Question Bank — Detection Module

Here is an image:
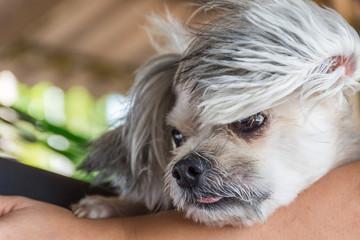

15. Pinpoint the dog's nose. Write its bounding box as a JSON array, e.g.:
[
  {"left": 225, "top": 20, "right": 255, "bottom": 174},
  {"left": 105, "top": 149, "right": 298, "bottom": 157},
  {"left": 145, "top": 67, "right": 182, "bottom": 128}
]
[{"left": 172, "top": 155, "right": 210, "bottom": 188}]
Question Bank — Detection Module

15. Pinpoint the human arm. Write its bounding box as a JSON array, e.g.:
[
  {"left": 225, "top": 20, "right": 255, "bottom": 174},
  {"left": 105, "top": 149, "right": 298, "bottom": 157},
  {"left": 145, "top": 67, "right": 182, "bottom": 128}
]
[{"left": 1, "top": 160, "right": 359, "bottom": 240}]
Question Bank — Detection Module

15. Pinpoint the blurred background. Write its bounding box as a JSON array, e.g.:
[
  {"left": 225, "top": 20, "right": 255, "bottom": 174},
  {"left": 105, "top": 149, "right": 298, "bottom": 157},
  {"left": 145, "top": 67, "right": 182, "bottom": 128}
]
[{"left": 0, "top": 0, "right": 359, "bottom": 181}]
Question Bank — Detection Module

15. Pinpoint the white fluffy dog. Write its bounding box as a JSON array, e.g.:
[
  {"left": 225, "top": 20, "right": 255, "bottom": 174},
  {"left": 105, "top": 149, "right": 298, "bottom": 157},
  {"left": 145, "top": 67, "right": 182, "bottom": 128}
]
[{"left": 73, "top": 0, "right": 360, "bottom": 226}]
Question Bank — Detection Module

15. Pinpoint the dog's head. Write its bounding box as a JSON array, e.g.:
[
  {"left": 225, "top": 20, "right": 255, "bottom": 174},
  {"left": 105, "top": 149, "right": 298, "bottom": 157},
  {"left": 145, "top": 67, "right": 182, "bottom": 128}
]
[
  {"left": 87, "top": 0, "right": 360, "bottom": 226},
  {"left": 163, "top": 0, "right": 360, "bottom": 226}
]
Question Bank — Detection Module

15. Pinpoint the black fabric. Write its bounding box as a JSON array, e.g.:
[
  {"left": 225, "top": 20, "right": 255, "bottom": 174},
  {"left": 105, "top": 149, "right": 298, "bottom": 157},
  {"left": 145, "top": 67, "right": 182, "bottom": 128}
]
[{"left": 0, "top": 157, "right": 115, "bottom": 208}]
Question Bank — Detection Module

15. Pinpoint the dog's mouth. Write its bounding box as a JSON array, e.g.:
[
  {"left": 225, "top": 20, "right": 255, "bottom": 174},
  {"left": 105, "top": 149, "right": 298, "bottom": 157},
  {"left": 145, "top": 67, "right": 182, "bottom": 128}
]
[
  {"left": 168, "top": 162, "right": 272, "bottom": 211},
  {"left": 196, "top": 196, "right": 223, "bottom": 203},
  {"left": 193, "top": 195, "right": 246, "bottom": 210},
  {"left": 194, "top": 195, "right": 229, "bottom": 209},
  {"left": 187, "top": 190, "right": 270, "bottom": 210}
]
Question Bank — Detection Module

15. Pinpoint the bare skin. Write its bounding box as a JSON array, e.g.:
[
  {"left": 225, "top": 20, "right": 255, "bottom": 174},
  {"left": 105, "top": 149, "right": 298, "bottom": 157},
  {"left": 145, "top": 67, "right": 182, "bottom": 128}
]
[{"left": 0, "top": 161, "right": 359, "bottom": 240}]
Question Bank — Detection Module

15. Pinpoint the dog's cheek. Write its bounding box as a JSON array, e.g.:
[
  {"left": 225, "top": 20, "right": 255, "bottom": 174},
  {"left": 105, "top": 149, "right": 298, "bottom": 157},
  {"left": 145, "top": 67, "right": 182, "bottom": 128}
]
[{"left": 253, "top": 103, "right": 339, "bottom": 208}]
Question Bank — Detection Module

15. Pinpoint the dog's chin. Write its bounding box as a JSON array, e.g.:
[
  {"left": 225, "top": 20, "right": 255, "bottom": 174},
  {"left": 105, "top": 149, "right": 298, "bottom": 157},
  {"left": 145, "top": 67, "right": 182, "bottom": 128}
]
[
  {"left": 178, "top": 197, "right": 268, "bottom": 227},
  {"left": 169, "top": 184, "right": 270, "bottom": 226}
]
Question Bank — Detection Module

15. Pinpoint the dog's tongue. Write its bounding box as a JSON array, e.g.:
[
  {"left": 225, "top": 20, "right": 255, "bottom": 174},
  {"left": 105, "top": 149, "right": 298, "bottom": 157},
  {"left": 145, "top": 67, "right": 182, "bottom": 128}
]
[{"left": 196, "top": 197, "right": 223, "bottom": 203}]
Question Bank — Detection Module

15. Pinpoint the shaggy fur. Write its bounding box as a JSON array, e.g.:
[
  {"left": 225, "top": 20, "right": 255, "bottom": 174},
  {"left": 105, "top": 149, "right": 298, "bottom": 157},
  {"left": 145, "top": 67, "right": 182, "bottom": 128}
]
[{"left": 72, "top": 0, "right": 360, "bottom": 226}]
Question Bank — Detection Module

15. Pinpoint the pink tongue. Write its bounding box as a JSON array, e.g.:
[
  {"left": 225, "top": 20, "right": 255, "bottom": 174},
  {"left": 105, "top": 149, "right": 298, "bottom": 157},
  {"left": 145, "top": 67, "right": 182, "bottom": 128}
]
[{"left": 196, "top": 197, "right": 223, "bottom": 203}]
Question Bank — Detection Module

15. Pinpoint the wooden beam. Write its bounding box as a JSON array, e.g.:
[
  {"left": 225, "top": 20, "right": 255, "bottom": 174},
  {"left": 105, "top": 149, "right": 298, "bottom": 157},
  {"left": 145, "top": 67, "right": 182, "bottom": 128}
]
[
  {"left": 0, "top": 0, "right": 63, "bottom": 48},
  {"left": 331, "top": 0, "right": 354, "bottom": 23}
]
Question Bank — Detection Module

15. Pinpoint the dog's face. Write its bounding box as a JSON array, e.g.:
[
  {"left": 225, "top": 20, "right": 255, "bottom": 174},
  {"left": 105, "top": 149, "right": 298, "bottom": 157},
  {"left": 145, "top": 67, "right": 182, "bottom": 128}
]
[
  {"left": 164, "top": 85, "right": 344, "bottom": 226},
  {"left": 83, "top": 0, "right": 360, "bottom": 228},
  {"left": 152, "top": 0, "right": 360, "bottom": 226}
]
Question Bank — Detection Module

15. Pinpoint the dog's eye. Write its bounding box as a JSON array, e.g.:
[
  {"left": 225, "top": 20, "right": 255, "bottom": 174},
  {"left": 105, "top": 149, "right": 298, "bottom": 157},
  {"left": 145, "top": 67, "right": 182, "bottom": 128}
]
[
  {"left": 231, "top": 113, "right": 266, "bottom": 133},
  {"left": 171, "top": 129, "right": 186, "bottom": 147}
]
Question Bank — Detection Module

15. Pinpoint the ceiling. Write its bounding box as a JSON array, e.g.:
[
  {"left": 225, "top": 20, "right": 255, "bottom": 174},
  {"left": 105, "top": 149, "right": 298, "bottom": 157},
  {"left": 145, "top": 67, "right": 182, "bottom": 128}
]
[
  {"left": 0, "top": 0, "right": 359, "bottom": 96},
  {"left": 0, "top": 0, "right": 199, "bottom": 95}
]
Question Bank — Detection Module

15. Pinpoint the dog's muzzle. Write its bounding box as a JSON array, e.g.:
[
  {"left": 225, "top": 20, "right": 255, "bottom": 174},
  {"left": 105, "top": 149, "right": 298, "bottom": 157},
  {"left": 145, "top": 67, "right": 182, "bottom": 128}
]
[
  {"left": 172, "top": 154, "right": 211, "bottom": 188},
  {"left": 170, "top": 153, "right": 271, "bottom": 208}
]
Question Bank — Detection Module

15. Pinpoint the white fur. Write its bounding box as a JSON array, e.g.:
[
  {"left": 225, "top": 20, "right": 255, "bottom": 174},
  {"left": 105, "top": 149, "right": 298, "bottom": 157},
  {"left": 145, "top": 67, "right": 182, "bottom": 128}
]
[{"left": 74, "top": 0, "right": 360, "bottom": 227}]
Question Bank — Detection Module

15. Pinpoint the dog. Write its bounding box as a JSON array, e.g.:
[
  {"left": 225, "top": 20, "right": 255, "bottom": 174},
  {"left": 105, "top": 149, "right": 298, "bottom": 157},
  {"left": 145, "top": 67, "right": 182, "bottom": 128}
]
[{"left": 72, "top": 0, "right": 360, "bottom": 227}]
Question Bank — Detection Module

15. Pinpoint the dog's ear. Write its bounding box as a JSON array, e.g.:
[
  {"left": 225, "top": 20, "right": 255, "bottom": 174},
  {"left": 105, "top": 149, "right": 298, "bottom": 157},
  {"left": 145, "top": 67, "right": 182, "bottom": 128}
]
[
  {"left": 326, "top": 55, "right": 360, "bottom": 98},
  {"left": 82, "top": 12, "right": 189, "bottom": 211},
  {"left": 302, "top": 54, "right": 360, "bottom": 104},
  {"left": 124, "top": 53, "right": 179, "bottom": 174},
  {"left": 82, "top": 53, "right": 180, "bottom": 211}
]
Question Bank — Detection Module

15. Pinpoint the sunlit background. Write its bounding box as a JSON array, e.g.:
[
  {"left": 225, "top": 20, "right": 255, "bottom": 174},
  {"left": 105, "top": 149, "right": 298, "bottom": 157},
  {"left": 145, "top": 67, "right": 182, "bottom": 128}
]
[
  {"left": 0, "top": 0, "right": 359, "bottom": 182},
  {"left": 0, "top": 70, "right": 128, "bottom": 181}
]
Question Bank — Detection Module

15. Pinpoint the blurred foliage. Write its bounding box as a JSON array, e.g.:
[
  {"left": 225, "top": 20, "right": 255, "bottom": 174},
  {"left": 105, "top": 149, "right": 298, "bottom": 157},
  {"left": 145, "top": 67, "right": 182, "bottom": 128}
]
[{"left": 0, "top": 71, "right": 127, "bottom": 182}]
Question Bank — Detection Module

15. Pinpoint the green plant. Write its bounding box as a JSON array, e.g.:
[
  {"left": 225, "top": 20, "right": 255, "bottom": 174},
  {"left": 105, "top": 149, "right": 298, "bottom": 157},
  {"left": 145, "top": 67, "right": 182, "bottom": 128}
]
[{"left": 0, "top": 71, "right": 127, "bottom": 182}]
